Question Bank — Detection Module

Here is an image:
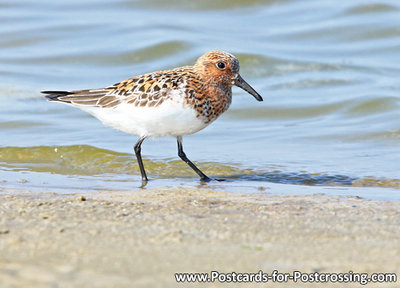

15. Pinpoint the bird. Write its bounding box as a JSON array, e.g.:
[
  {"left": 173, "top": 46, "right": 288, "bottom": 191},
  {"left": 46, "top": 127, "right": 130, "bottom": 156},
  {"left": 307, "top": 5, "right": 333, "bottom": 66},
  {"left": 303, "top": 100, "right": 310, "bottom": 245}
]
[{"left": 42, "top": 50, "right": 263, "bottom": 187}]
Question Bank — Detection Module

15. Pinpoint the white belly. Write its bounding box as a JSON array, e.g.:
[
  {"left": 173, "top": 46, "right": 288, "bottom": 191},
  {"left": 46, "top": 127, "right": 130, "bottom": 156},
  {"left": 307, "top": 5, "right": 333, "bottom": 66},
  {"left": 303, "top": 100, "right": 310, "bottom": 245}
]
[{"left": 82, "top": 100, "right": 208, "bottom": 138}]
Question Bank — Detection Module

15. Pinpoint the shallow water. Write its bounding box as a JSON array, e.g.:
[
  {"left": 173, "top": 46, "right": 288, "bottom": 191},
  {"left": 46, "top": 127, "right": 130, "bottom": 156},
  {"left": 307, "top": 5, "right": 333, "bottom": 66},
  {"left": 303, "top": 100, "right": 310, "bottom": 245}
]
[{"left": 0, "top": 0, "right": 399, "bottom": 200}]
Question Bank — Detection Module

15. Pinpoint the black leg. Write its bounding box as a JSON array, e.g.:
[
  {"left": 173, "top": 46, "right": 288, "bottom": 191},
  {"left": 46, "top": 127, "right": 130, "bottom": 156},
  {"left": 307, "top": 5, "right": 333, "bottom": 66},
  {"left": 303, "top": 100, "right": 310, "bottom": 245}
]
[
  {"left": 134, "top": 136, "right": 148, "bottom": 185},
  {"left": 177, "top": 136, "right": 210, "bottom": 182}
]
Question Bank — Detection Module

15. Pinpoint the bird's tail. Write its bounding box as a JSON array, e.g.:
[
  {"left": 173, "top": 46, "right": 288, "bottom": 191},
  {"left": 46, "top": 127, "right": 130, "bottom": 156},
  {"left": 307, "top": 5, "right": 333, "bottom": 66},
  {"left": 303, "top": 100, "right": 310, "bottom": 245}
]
[
  {"left": 41, "top": 90, "right": 74, "bottom": 103},
  {"left": 41, "top": 89, "right": 121, "bottom": 107}
]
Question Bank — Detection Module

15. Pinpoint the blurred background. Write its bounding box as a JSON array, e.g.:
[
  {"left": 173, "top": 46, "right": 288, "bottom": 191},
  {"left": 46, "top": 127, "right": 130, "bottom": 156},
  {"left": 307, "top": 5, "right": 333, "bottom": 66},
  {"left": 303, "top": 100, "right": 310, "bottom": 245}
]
[{"left": 0, "top": 0, "right": 399, "bottom": 197}]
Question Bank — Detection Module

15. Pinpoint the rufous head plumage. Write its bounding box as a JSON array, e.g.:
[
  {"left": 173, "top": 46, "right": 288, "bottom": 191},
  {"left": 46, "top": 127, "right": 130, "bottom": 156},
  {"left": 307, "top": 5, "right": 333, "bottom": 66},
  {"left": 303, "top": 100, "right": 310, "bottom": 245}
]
[{"left": 194, "top": 50, "right": 263, "bottom": 101}]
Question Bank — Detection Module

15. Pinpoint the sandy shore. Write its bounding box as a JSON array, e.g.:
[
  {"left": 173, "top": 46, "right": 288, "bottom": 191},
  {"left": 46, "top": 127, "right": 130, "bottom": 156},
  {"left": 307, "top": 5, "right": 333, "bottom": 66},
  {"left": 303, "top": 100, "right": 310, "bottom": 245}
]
[{"left": 0, "top": 187, "right": 399, "bottom": 287}]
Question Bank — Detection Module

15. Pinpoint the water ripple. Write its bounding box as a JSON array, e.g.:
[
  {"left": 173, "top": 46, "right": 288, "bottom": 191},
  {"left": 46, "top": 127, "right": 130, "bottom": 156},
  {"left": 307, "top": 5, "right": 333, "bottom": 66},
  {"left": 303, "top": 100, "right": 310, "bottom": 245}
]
[
  {"left": 0, "top": 145, "right": 398, "bottom": 189},
  {"left": 0, "top": 0, "right": 399, "bottom": 197}
]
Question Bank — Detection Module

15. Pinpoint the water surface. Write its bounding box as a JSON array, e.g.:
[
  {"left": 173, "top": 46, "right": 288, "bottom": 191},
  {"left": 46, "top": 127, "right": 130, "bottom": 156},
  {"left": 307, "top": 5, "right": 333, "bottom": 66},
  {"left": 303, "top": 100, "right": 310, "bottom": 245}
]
[{"left": 0, "top": 0, "right": 399, "bottom": 200}]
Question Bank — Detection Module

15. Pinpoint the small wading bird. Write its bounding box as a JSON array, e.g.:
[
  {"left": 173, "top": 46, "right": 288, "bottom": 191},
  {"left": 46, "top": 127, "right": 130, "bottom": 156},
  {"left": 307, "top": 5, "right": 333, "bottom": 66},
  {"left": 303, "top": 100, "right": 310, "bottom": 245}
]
[{"left": 42, "top": 50, "right": 263, "bottom": 186}]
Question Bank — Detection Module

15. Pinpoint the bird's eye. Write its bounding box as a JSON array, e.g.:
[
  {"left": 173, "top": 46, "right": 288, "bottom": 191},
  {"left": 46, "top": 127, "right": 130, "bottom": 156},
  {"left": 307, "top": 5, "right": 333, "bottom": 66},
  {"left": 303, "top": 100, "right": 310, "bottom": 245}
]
[{"left": 216, "top": 62, "right": 226, "bottom": 70}]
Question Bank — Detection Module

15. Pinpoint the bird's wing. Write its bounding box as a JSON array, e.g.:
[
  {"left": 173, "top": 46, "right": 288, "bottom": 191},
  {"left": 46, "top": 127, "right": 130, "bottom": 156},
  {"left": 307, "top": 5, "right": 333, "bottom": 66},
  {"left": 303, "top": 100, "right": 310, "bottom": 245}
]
[
  {"left": 41, "top": 88, "right": 121, "bottom": 108},
  {"left": 42, "top": 67, "right": 193, "bottom": 109}
]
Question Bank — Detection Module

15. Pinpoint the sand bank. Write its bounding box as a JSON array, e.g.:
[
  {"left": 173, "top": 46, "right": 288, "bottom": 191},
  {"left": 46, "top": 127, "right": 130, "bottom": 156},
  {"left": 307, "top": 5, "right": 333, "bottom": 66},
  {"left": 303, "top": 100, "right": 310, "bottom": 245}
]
[{"left": 0, "top": 187, "right": 399, "bottom": 287}]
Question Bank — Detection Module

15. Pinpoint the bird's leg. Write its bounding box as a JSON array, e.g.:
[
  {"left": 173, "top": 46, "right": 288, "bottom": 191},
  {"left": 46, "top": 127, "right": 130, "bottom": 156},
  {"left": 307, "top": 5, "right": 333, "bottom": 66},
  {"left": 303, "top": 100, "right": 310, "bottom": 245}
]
[
  {"left": 176, "top": 136, "right": 211, "bottom": 182},
  {"left": 134, "top": 136, "right": 148, "bottom": 186}
]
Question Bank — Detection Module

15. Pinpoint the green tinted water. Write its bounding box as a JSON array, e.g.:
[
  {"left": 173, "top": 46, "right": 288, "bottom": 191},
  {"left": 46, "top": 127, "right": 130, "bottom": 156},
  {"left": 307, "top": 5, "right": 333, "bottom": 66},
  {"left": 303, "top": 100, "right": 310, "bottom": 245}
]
[{"left": 0, "top": 0, "right": 399, "bottom": 199}]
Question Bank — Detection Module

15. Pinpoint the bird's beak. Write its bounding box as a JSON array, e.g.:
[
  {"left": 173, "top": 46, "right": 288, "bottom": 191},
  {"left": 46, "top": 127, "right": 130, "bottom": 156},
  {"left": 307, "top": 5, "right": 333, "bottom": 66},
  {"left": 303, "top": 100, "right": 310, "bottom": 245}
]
[{"left": 234, "top": 74, "right": 263, "bottom": 101}]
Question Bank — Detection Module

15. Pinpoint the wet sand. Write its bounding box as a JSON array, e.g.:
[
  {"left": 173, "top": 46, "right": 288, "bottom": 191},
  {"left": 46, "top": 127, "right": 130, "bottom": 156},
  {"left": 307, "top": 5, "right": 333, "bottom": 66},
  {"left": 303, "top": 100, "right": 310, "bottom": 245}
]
[{"left": 0, "top": 187, "right": 399, "bottom": 287}]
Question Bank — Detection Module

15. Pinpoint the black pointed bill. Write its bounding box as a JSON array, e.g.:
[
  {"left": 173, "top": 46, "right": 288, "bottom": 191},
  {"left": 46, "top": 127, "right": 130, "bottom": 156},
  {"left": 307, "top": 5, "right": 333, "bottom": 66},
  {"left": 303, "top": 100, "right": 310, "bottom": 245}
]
[{"left": 234, "top": 74, "right": 263, "bottom": 102}]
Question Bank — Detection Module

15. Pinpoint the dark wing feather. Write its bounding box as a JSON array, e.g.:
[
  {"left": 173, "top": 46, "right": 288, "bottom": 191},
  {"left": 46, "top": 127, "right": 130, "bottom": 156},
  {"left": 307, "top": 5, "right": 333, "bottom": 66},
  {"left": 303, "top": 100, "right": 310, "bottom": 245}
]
[{"left": 41, "top": 88, "right": 122, "bottom": 108}]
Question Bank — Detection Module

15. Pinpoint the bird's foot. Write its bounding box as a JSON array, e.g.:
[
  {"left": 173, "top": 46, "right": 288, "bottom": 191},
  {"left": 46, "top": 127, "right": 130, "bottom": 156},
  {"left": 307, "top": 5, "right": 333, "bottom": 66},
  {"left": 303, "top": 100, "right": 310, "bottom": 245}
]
[
  {"left": 139, "top": 178, "right": 148, "bottom": 188},
  {"left": 200, "top": 177, "right": 225, "bottom": 183}
]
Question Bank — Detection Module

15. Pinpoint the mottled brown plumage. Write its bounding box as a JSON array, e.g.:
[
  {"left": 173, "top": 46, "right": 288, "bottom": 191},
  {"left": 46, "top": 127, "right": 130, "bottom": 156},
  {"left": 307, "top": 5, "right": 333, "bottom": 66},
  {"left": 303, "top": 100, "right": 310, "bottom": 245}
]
[{"left": 42, "top": 51, "right": 262, "bottom": 123}]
